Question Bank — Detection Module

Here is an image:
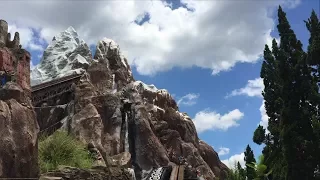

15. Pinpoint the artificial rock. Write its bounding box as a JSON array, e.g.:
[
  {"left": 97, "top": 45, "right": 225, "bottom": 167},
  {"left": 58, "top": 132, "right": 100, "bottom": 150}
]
[{"left": 31, "top": 27, "right": 228, "bottom": 179}]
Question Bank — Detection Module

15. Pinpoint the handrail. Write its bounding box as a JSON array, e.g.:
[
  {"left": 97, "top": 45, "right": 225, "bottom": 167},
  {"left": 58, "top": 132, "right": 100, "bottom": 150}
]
[{"left": 31, "top": 73, "right": 83, "bottom": 92}]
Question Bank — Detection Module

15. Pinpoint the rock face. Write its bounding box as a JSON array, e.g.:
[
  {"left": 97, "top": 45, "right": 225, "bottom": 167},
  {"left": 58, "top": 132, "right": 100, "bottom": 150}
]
[
  {"left": 199, "top": 140, "right": 229, "bottom": 179},
  {"left": 40, "top": 166, "right": 135, "bottom": 180},
  {"left": 0, "top": 82, "right": 39, "bottom": 178},
  {"left": 31, "top": 27, "right": 228, "bottom": 179}
]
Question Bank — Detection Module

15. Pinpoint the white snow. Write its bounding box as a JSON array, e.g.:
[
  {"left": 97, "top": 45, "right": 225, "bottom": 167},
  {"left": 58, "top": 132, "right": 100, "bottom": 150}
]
[
  {"left": 178, "top": 112, "right": 192, "bottom": 122},
  {"left": 127, "top": 168, "right": 136, "bottom": 180},
  {"left": 101, "top": 38, "right": 119, "bottom": 50},
  {"left": 153, "top": 105, "right": 165, "bottom": 113},
  {"left": 97, "top": 38, "right": 128, "bottom": 68},
  {"left": 30, "top": 26, "right": 91, "bottom": 86},
  {"left": 120, "top": 54, "right": 128, "bottom": 68},
  {"left": 133, "top": 81, "right": 169, "bottom": 95},
  {"left": 111, "top": 74, "right": 117, "bottom": 93},
  {"left": 74, "top": 54, "right": 88, "bottom": 64},
  {"left": 124, "top": 113, "right": 129, "bottom": 153}
]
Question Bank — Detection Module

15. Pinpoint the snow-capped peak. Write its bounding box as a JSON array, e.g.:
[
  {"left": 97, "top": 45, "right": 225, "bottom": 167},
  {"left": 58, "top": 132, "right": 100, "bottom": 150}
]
[
  {"left": 101, "top": 38, "right": 119, "bottom": 50},
  {"left": 95, "top": 38, "right": 129, "bottom": 69},
  {"left": 52, "top": 26, "right": 79, "bottom": 43},
  {"left": 30, "top": 26, "right": 92, "bottom": 86}
]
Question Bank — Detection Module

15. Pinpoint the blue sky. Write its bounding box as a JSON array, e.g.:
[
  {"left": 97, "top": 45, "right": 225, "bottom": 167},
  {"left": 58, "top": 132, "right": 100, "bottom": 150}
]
[
  {"left": 2, "top": 0, "right": 319, "bottom": 168},
  {"left": 131, "top": 0, "right": 319, "bottom": 166}
]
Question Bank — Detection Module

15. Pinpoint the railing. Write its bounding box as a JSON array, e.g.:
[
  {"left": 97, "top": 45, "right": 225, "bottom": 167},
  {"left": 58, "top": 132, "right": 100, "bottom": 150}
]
[
  {"left": 32, "top": 73, "right": 83, "bottom": 92},
  {"left": 31, "top": 73, "right": 83, "bottom": 105}
]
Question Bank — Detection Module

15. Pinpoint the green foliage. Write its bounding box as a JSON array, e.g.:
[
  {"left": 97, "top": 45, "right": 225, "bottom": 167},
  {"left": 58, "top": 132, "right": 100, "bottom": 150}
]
[
  {"left": 253, "top": 125, "right": 265, "bottom": 145},
  {"left": 254, "top": 6, "right": 320, "bottom": 180},
  {"left": 237, "top": 162, "right": 246, "bottom": 179},
  {"left": 226, "top": 162, "right": 246, "bottom": 180},
  {"left": 38, "top": 130, "right": 94, "bottom": 173},
  {"left": 244, "top": 145, "right": 256, "bottom": 180},
  {"left": 305, "top": 9, "right": 320, "bottom": 66},
  {"left": 246, "top": 155, "right": 272, "bottom": 180},
  {"left": 305, "top": 9, "right": 320, "bottom": 178}
]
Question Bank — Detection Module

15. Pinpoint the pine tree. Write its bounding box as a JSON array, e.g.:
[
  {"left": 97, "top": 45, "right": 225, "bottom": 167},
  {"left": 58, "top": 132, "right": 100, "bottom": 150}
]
[
  {"left": 244, "top": 145, "right": 256, "bottom": 180},
  {"left": 256, "top": 6, "right": 319, "bottom": 180},
  {"left": 276, "top": 6, "right": 316, "bottom": 179},
  {"left": 253, "top": 125, "right": 265, "bottom": 145},
  {"left": 259, "top": 39, "right": 286, "bottom": 180},
  {"left": 305, "top": 10, "right": 320, "bottom": 68},
  {"left": 305, "top": 9, "right": 320, "bottom": 177},
  {"left": 237, "top": 162, "right": 246, "bottom": 180}
]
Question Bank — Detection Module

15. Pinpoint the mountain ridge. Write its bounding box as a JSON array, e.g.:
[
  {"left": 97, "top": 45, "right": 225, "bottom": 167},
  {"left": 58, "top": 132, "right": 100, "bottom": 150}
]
[{"left": 30, "top": 26, "right": 228, "bottom": 179}]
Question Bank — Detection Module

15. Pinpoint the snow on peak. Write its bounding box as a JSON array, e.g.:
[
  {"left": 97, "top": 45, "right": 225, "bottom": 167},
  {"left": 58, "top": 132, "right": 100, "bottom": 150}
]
[
  {"left": 95, "top": 38, "right": 128, "bottom": 68},
  {"left": 101, "top": 38, "right": 119, "bottom": 50},
  {"left": 31, "top": 27, "right": 92, "bottom": 86},
  {"left": 133, "top": 81, "right": 169, "bottom": 95},
  {"left": 66, "top": 26, "right": 77, "bottom": 33},
  {"left": 52, "top": 26, "right": 79, "bottom": 43}
]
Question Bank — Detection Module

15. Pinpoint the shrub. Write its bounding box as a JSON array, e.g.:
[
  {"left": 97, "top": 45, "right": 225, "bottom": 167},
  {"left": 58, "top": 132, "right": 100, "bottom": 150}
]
[{"left": 38, "top": 130, "right": 93, "bottom": 173}]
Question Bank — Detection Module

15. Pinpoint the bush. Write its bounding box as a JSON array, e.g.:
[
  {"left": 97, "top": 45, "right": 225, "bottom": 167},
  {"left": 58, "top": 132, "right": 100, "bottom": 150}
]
[{"left": 38, "top": 130, "right": 94, "bottom": 173}]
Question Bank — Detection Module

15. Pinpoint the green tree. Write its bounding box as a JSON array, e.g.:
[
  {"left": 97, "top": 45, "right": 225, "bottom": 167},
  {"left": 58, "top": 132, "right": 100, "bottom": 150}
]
[
  {"left": 246, "top": 155, "right": 272, "bottom": 180},
  {"left": 237, "top": 162, "right": 246, "bottom": 180},
  {"left": 253, "top": 125, "right": 265, "bottom": 145},
  {"left": 244, "top": 145, "right": 256, "bottom": 180},
  {"left": 258, "top": 37, "right": 286, "bottom": 180},
  {"left": 256, "top": 6, "right": 319, "bottom": 180},
  {"left": 305, "top": 10, "right": 320, "bottom": 68},
  {"left": 305, "top": 9, "right": 320, "bottom": 177},
  {"left": 226, "top": 162, "right": 246, "bottom": 180},
  {"left": 276, "top": 6, "right": 317, "bottom": 179}
]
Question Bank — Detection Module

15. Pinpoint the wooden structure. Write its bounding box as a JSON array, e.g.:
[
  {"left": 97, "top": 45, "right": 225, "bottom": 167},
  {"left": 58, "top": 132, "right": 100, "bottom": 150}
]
[{"left": 31, "top": 73, "right": 83, "bottom": 106}]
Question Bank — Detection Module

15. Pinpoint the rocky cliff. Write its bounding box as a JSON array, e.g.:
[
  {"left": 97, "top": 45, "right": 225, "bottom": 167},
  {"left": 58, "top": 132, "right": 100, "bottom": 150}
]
[
  {"left": 31, "top": 27, "right": 228, "bottom": 180},
  {"left": 0, "top": 82, "right": 39, "bottom": 178}
]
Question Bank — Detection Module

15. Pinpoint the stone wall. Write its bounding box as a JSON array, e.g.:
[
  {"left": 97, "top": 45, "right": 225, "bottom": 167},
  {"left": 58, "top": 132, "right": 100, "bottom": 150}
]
[
  {"left": 0, "top": 19, "right": 30, "bottom": 93},
  {"left": 0, "top": 19, "right": 20, "bottom": 49},
  {"left": 0, "top": 20, "right": 8, "bottom": 47}
]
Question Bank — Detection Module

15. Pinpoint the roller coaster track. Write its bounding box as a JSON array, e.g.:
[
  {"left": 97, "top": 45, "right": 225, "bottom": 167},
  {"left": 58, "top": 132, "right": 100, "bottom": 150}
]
[{"left": 31, "top": 73, "right": 83, "bottom": 105}]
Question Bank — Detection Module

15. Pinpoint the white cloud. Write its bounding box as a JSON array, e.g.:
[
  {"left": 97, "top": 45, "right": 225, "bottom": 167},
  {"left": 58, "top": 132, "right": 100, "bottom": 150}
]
[
  {"left": 177, "top": 93, "right": 199, "bottom": 106},
  {"left": 259, "top": 100, "right": 270, "bottom": 133},
  {"left": 227, "top": 77, "right": 270, "bottom": 132},
  {"left": 28, "top": 43, "right": 44, "bottom": 51},
  {"left": 30, "top": 61, "right": 35, "bottom": 70},
  {"left": 226, "top": 78, "right": 264, "bottom": 98},
  {"left": 222, "top": 153, "right": 245, "bottom": 169},
  {"left": 193, "top": 109, "right": 244, "bottom": 133},
  {"left": 0, "top": 0, "right": 300, "bottom": 76},
  {"left": 218, "top": 147, "right": 230, "bottom": 156}
]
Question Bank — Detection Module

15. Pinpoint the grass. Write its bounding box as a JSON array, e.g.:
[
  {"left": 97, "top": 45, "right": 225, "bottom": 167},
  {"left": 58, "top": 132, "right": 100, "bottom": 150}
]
[{"left": 38, "top": 130, "right": 94, "bottom": 173}]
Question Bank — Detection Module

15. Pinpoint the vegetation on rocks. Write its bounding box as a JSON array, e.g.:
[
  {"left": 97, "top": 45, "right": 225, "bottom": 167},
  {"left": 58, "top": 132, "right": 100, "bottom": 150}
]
[{"left": 38, "top": 130, "right": 94, "bottom": 173}]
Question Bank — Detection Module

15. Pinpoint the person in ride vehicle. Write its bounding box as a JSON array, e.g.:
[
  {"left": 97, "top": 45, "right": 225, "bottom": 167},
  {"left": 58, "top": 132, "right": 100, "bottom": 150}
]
[{"left": 0, "top": 71, "right": 6, "bottom": 87}]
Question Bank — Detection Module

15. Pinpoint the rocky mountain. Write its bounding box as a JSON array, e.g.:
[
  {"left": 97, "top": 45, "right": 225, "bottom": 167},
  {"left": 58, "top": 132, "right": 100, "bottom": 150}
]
[
  {"left": 30, "top": 27, "right": 228, "bottom": 180},
  {"left": 30, "top": 27, "right": 92, "bottom": 86},
  {"left": 0, "top": 82, "right": 39, "bottom": 177}
]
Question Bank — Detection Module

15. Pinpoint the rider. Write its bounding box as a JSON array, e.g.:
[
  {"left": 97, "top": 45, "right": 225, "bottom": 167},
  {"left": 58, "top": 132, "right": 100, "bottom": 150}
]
[{"left": 0, "top": 74, "right": 6, "bottom": 87}]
